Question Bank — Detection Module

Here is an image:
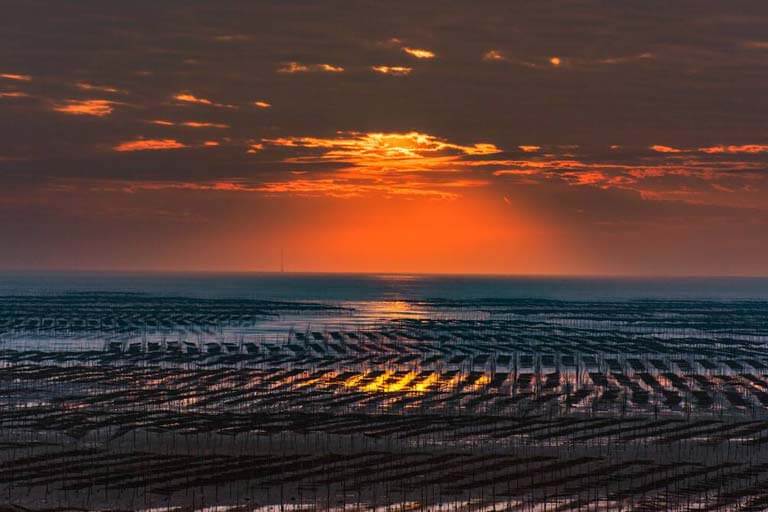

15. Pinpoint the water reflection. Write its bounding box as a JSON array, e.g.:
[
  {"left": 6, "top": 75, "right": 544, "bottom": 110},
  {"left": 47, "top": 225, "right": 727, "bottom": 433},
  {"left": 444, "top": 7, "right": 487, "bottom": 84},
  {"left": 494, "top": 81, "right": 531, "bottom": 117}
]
[{"left": 356, "top": 300, "right": 424, "bottom": 320}]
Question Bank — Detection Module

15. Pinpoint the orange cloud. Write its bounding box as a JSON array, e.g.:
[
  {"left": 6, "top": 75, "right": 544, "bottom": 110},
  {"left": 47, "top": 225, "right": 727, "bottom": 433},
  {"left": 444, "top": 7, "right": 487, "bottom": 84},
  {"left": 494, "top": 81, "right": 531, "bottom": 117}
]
[
  {"left": 108, "top": 181, "right": 247, "bottom": 193},
  {"left": 111, "top": 179, "right": 465, "bottom": 199},
  {"left": 318, "top": 63, "right": 344, "bottom": 72},
  {"left": 277, "top": 62, "right": 309, "bottom": 73},
  {"left": 488, "top": 53, "right": 653, "bottom": 70},
  {"left": 213, "top": 34, "right": 251, "bottom": 42},
  {"left": 53, "top": 99, "right": 116, "bottom": 117},
  {"left": 173, "top": 92, "right": 235, "bottom": 108},
  {"left": 75, "top": 82, "right": 122, "bottom": 93},
  {"left": 0, "top": 73, "right": 31, "bottom": 81},
  {"left": 174, "top": 93, "right": 213, "bottom": 105},
  {"left": 263, "top": 131, "right": 500, "bottom": 162},
  {"left": 487, "top": 145, "right": 768, "bottom": 211},
  {"left": 181, "top": 121, "right": 229, "bottom": 128},
  {"left": 698, "top": 144, "right": 768, "bottom": 154},
  {"left": 255, "top": 179, "right": 463, "bottom": 198},
  {"left": 101, "top": 136, "right": 768, "bottom": 212},
  {"left": 257, "top": 131, "right": 500, "bottom": 198},
  {"left": 149, "top": 120, "right": 228, "bottom": 128},
  {"left": 371, "top": 66, "right": 412, "bottom": 76},
  {"left": 254, "top": 100, "right": 271, "bottom": 108},
  {"left": 0, "top": 91, "right": 30, "bottom": 98},
  {"left": 277, "top": 62, "right": 344, "bottom": 73},
  {"left": 598, "top": 53, "right": 654, "bottom": 64},
  {"left": 114, "top": 139, "right": 187, "bottom": 152},
  {"left": 402, "top": 47, "right": 435, "bottom": 59},
  {"left": 743, "top": 41, "right": 768, "bottom": 49},
  {"left": 482, "top": 50, "right": 506, "bottom": 61},
  {"left": 650, "top": 145, "right": 682, "bottom": 153}
]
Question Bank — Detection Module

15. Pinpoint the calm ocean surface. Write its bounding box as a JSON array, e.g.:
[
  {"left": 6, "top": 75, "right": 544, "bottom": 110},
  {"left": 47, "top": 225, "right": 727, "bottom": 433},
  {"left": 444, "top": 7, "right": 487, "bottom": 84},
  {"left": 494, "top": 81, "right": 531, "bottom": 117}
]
[{"left": 0, "top": 272, "right": 766, "bottom": 302}]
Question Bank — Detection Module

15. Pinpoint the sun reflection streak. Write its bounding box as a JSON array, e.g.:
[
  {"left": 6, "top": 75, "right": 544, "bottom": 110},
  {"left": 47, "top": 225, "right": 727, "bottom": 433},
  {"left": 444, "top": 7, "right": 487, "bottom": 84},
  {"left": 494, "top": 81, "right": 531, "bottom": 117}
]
[
  {"left": 384, "top": 371, "right": 418, "bottom": 392},
  {"left": 466, "top": 374, "right": 491, "bottom": 393},
  {"left": 412, "top": 372, "right": 440, "bottom": 392},
  {"left": 343, "top": 371, "right": 368, "bottom": 389},
  {"left": 362, "top": 371, "right": 394, "bottom": 392},
  {"left": 358, "top": 301, "right": 423, "bottom": 320}
]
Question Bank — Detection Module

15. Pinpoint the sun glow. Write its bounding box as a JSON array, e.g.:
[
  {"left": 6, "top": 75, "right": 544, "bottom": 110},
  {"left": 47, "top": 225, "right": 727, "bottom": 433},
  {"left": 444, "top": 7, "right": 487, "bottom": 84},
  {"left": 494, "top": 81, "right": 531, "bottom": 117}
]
[
  {"left": 263, "top": 131, "right": 499, "bottom": 169},
  {"left": 257, "top": 131, "right": 500, "bottom": 198}
]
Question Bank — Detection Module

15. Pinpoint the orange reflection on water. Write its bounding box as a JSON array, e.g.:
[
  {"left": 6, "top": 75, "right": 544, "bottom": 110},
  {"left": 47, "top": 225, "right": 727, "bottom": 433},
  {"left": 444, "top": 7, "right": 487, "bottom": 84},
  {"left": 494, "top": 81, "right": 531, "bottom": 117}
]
[
  {"left": 339, "top": 370, "right": 442, "bottom": 394},
  {"left": 343, "top": 371, "right": 368, "bottom": 389},
  {"left": 412, "top": 372, "right": 440, "bottom": 392},
  {"left": 441, "top": 373, "right": 464, "bottom": 392},
  {"left": 362, "top": 371, "right": 394, "bottom": 392},
  {"left": 383, "top": 371, "right": 418, "bottom": 392},
  {"left": 360, "top": 300, "right": 423, "bottom": 320},
  {"left": 467, "top": 374, "right": 491, "bottom": 392},
  {"left": 295, "top": 370, "right": 338, "bottom": 389}
]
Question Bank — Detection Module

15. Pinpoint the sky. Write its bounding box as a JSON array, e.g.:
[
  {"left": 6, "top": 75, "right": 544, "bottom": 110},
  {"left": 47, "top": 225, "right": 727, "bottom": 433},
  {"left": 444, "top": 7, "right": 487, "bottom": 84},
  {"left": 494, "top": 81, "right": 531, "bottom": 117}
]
[{"left": 1, "top": 0, "right": 768, "bottom": 275}]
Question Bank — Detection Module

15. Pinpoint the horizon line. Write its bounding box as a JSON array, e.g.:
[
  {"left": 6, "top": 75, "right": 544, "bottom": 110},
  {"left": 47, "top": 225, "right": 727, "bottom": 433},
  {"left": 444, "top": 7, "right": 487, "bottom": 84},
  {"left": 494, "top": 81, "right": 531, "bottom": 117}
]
[{"left": 0, "top": 269, "right": 767, "bottom": 279}]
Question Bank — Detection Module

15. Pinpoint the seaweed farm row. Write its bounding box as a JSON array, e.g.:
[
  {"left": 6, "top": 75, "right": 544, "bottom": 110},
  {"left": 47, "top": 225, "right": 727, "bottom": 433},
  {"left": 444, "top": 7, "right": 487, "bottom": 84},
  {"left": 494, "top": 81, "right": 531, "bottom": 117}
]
[
  {"left": 3, "top": 441, "right": 768, "bottom": 512},
  {"left": 2, "top": 296, "right": 768, "bottom": 361},
  {"left": 3, "top": 353, "right": 768, "bottom": 419},
  {"left": 2, "top": 294, "right": 768, "bottom": 510},
  {"left": 6, "top": 363, "right": 768, "bottom": 446}
]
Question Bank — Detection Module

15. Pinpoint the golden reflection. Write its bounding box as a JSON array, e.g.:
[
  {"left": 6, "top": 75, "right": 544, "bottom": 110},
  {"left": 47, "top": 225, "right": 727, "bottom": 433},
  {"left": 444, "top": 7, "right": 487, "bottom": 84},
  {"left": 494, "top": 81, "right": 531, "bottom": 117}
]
[
  {"left": 412, "top": 372, "right": 439, "bottom": 392},
  {"left": 384, "top": 371, "right": 418, "bottom": 392},
  {"left": 362, "top": 371, "right": 394, "bottom": 392},
  {"left": 361, "top": 300, "right": 423, "bottom": 320},
  {"left": 343, "top": 371, "right": 368, "bottom": 389},
  {"left": 441, "top": 373, "right": 463, "bottom": 392},
  {"left": 467, "top": 374, "right": 491, "bottom": 392},
  {"left": 373, "top": 273, "right": 418, "bottom": 281},
  {"left": 338, "top": 370, "right": 443, "bottom": 394},
  {"left": 295, "top": 370, "right": 337, "bottom": 389}
]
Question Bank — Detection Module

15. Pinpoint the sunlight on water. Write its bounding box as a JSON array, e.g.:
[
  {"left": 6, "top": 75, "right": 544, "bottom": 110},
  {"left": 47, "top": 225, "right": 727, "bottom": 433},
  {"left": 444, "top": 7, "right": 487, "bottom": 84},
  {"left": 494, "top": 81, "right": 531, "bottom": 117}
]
[{"left": 356, "top": 300, "right": 424, "bottom": 320}]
